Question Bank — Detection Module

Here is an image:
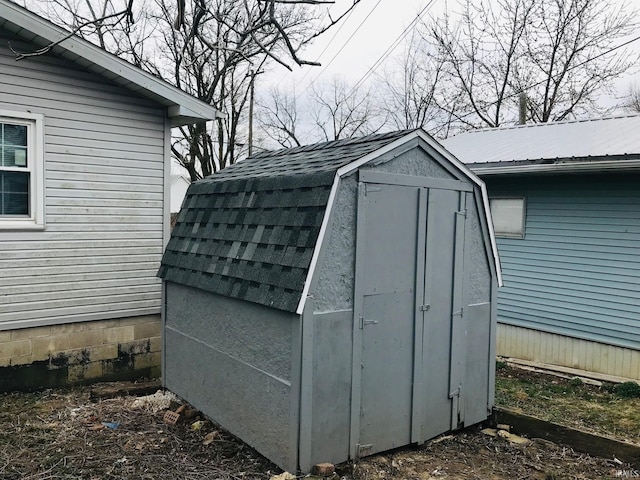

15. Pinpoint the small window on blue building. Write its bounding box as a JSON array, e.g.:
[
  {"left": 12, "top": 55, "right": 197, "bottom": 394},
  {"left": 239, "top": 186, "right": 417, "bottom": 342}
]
[{"left": 490, "top": 197, "right": 525, "bottom": 238}]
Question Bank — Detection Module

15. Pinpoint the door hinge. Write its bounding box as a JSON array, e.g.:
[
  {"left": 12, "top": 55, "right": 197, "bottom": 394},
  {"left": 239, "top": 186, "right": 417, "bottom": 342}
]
[
  {"left": 362, "top": 183, "right": 381, "bottom": 196},
  {"left": 456, "top": 209, "right": 467, "bottom": 218},
  {"left": 449, "top": 385, "right": 462, "bottom": 399},
  {"left": 419, "top": 304, "right": 430, "bottom": 312},
  {"left": 453, "top": 307, "right": 464, "bottom": 317},
  {"left": 359, "top": 316, "right": 378, "bottom": 329}
]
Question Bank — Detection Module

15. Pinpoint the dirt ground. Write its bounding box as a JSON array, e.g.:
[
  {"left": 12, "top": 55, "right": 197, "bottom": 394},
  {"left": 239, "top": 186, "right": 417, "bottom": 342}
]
[
  {"left": 496, "top": 363, "right": 640, "bottom": 445},
  {"left": 1, "top": 380, "right": 637, "bottom": 480}
]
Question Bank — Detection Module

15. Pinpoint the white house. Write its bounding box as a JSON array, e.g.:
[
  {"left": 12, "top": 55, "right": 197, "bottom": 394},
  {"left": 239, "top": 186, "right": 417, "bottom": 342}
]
[
  {"left": 0, "top": 0, "right": 219, "bottom": 390},
  {"left": 170, "top": 163, "right": 191, "bottom": 213}
]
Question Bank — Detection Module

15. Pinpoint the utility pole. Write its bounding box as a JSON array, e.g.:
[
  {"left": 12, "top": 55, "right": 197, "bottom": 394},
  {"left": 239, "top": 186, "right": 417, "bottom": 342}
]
[
  {"left": 519, "top": 92, "right": 527, "bottom": 125},
  {"left": 248, "top": 70, "right": 262, "bottom": 157}
]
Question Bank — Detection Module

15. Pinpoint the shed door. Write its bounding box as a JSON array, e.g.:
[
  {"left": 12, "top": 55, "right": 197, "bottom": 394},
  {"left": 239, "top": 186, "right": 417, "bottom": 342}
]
[
  {"left": 355, "top": 183, "right": 419, "bottom": 457},
  {"left": 351, "top": 177, "right": 466, "bottom": 458}
]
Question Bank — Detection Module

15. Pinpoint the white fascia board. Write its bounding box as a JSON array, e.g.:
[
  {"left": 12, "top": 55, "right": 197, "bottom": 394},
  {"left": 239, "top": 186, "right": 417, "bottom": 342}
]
[
  {"left": 2, "top": 0, "right": 221, "bottom": 123},
  {"left": 168, "top": 105, "right": 225, "bottom": 126},
  {"left": 338, "top": 129, "right": 503, "bottom": 287},
  {"left": 470, "top": 159, "right": 640, "bottom": 175},
  {"left": 295, "top": 173, "right": 341, "bottom": 315}
]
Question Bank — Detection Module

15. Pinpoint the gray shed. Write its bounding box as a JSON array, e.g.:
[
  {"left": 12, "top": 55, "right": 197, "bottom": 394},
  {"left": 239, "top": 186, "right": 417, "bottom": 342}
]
[{"left": 158, "top": 129, "right": 501, "bottom": 472}]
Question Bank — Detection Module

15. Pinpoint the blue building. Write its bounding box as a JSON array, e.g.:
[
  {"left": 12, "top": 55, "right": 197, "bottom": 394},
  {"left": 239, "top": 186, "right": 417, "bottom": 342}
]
[{"left": 444, "top": 115, "right": 640, "bottom": 382}]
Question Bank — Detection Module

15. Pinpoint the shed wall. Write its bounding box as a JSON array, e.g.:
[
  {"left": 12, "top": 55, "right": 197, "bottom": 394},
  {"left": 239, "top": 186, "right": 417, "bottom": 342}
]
[
  {"left": 485, "top": 173, "right": 640, "bottom": 350},
  {"left": 0, "top": 31, "right": 166, "bottom": 330},
  {"left": 164, "top": 282, "right": 298, "bottom": 471},
  {"left": 312, "top": 144, "right": 459, "bottom": 313},
  {"left": 305, "top": 145, "right": 495, "bottom": 465}
]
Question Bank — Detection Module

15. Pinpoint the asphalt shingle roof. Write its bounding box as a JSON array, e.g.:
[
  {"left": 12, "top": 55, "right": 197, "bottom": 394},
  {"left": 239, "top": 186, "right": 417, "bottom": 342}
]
[{"left": 158, "top": 130, "right": 413, "bottom": 313}]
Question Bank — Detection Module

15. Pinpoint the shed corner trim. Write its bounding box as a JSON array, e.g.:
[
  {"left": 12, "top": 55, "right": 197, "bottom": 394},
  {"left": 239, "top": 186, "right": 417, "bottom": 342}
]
[{"left": 295, "top": 172, "right": 341, "bottom": 315}]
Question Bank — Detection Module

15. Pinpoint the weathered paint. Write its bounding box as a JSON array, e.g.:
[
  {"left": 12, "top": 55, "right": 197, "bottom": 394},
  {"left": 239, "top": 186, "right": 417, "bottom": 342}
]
[
  {"left": 0, "top": 31, "right": 165, "bottom": 331},
  {"left": 485, "top": 174, "right": 640, "bottom": 351},
  {"left": 0, "top": 315, "right": 162, "bottom": 392},
  {"left": 305, "top": 146, "right": 495, "bottom": 466}
]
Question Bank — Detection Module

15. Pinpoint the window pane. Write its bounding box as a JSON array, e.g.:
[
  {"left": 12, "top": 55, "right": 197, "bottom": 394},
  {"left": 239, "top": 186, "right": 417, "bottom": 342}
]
[
  {"left": 490, "top": 198, "right": 524, "bottom": 237},
  {"left": 3, "top": 123, "right": 27, "bottom": 146},
  {"left": 3, "top": 146, "right": 27, "bottom": 167},
  {"left": 0, "top": 171, "right": 30, "bottom": 215},
  {"left": 2, "top": 123, "right": 29, "bottom": 168}
]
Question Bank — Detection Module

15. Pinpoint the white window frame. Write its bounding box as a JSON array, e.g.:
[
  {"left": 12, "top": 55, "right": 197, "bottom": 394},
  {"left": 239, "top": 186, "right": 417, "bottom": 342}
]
[
  {"left": 0, "top": 110, "right": 45, "bottom": 230},
  {"left": 489, "top": 196, "right": 525, "bottom": 238}
]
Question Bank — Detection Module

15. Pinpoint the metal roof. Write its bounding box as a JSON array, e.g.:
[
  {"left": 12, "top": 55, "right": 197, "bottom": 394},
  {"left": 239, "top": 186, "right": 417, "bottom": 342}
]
[
  {"left": 442, "top": 115, "right": 640, "bottom": 175},
  {"left": 0, "top": 0, "right": 221, "bottom": 126}
]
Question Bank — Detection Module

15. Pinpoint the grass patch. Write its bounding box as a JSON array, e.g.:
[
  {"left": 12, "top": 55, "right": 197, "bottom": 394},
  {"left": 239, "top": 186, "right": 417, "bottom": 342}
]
[{"left": 495, "top": 365, "right": 640, "bottom": 444}]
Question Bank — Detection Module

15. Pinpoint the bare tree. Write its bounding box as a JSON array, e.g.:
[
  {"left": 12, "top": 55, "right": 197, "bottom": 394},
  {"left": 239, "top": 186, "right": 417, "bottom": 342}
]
[
  {"left": 521, "top": 0, "right": 638, "bottom": 122},
  {"left": 428, "top": 0, "right": 535, "bottom": 130},
  {"left": 22, "top": 0, "right": 365, "bottom": 179},
  {"left": 423, "top": 0, "right": 638, "bottom": 130},
  {"left": 257, "top": 84, "right": 303, "bottom": 148},
  {"left": 377, "top": 31, "right": 449, "bottom": 136},
  {"left": 20, "top": 0, "right": 362, "bottom": 69},
  {"left": 623, "top": 83, "right": 640, "bottom": 113},
  {"left": 257, "top": 76, "right": 382, "bottom": 148},
  {"left": 309, "top": 76, "right": 383, "bottom": 142},
  {"left": 16, "top": 0, "right": 154, "bottom": 65}
]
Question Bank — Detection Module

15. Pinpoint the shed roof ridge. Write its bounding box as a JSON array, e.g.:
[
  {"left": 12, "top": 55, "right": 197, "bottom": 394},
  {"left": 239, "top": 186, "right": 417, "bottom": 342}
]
[{"left": 250, "top": 129, "right": 417, "bottom": 159}]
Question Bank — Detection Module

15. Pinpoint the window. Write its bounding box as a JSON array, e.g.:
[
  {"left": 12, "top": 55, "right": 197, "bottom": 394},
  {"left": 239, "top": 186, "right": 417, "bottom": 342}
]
[
  {"left": 489, "top": 197, "right": 525, "bottom": 238},
  {"left": 0, "top": 111, "right": 44, "bottom": 229}
]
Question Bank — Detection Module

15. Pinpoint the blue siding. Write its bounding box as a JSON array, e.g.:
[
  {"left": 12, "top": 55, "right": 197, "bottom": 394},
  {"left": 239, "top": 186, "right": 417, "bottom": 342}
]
[{"left": 485, "top": 174, "right": 640, "bottom": 350}]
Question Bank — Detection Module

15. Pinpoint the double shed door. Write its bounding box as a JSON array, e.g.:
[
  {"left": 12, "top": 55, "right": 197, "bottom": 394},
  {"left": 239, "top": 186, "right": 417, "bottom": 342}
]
[{"left": 351, "top": 171, "right": 472, "bottom": 459}]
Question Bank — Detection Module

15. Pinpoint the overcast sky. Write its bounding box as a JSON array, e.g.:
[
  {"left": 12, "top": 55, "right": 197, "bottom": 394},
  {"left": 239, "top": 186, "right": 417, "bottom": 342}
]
[
  {"left": 264, "top": 0, "right": 433, "bottom": 90},
  {"left": 262, "top": 0, "right": 639, "bottom": 100}
]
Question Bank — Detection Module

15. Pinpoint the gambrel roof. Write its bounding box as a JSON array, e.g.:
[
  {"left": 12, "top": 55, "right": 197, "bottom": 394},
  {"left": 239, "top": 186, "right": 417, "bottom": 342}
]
[
  {"left": 0, "top": 0, "right": 220, "bottom": 126},
  {"left": 159, "top": 130, "right": 502, "bottom": 313}
]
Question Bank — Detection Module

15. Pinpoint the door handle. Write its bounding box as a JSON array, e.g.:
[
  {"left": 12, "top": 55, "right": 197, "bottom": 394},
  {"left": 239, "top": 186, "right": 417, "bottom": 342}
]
[{"left": 359, "top": 316, "right": 378, "bottom": 329}]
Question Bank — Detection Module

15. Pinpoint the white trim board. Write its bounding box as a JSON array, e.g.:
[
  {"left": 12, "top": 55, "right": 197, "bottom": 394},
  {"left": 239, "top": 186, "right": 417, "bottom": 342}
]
[{"left": 0, "top": 0, "right": 221, "bottom": 125}]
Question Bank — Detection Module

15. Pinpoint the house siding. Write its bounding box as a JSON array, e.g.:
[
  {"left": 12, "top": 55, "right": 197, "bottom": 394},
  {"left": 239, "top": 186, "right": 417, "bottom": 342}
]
[
  {"left": 0, "top": 31, "right": 165, "bottom": 331},
  {"left": 485, "top": 173, "right": 640, "bottom": 352},
  {"left": 498, "top": 324, "right": 640, "bottom": 381}
]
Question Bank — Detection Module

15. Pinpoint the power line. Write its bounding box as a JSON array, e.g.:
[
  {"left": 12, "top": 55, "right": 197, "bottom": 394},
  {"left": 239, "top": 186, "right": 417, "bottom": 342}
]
[
  {"left": 300, "top": 0, "right": 385, "bottom": 96},
  {"left": 349, "top": 0, "right": 437, "bottom": 95},
  {"left": 294, "top": 3, "right": 359, "bottom": 88}
]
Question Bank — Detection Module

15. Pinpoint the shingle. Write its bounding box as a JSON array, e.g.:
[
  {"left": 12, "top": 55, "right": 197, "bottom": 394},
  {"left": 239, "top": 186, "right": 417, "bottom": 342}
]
[{"left": 159, "top": 131, "right": 416, "bottom": 312}]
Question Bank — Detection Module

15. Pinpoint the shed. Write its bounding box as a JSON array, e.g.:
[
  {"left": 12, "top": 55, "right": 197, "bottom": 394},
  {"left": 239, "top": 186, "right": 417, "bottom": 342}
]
[{"left": 158, "top": 129, "right": 501, "bottom": 472}]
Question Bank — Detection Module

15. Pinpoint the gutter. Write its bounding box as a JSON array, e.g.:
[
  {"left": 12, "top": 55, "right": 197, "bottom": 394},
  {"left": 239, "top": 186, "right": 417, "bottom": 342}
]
[{"left": 470, "top": 159, "right": 640, "bottom": 175}]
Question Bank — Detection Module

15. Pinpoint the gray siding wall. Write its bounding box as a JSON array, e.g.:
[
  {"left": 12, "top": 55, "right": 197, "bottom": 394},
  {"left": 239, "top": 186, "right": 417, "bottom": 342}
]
[
  {"left": 465, "top": 198, "right": 492, "bottom": 305},
  {"left": 164, "top": 282, "right": 297, "bottom": 470},
  {"left": 299, "top": 309, "right": 352, "bottom": 469},
  {"left": 485, "top": 173, "right": 640, "bottom": 350},
  {"left": 0, "top": 31, "right": 166, "bottom": 330}
]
